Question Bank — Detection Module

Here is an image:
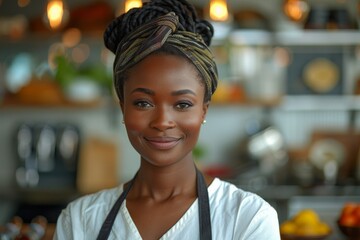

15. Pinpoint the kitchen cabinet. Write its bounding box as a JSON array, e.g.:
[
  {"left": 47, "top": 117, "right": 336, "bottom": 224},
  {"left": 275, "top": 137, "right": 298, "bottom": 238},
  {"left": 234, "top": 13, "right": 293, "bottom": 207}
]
[
  {"left": 209, "top": 28, "right": 360, "bottom": 158},
  {"left": 222, "top": 29, "right": 360, "bottom": 100},
  {"left": 204, "top": 29, "right": 360, "bottom": 238}
]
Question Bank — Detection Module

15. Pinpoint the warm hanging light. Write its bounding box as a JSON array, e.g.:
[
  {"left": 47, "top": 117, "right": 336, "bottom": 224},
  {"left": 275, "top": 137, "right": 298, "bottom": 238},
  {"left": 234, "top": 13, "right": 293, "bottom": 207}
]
[
  {"left": 283, "top": 0, "right": 309, "bottom": 22},
  {"left": 44, "top": 0, "right": 69, "bottom": 30},
  {"left": 47, "top": 0, "right": 64, "bottom": 29},
  {"left": 209, "top": 0, "right": 229, "bottom": 21},
  {"left": 125, "top": 0, "right": 142, "bottom": 12},
  {"left": 117, "top": 0, "right": 142, "bottom": 16}
]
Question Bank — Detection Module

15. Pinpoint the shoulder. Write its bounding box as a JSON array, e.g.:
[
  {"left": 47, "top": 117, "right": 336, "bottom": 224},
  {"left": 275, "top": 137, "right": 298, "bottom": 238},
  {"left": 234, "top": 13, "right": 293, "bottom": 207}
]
[
  {"left": 209, "top": 178, "right": 277, "bottom": 217},
  {"left": 208, "top": 179, "right": 280, "bottom": 239},
  {"left": 209, "top": 178, "right": 266, "bottom": 204},
  {"left": 65, "top": 185, "right": 124, "bottom": 217},
  {"left": 54, "top": 185, "right": 125, "bottom": 239}
]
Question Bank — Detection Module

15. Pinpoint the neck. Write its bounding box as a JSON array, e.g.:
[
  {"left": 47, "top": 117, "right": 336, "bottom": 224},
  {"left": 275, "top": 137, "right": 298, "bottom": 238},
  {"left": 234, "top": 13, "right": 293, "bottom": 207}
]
[{"left": 131, "top": 159, "right": 197, "bottom": 201}]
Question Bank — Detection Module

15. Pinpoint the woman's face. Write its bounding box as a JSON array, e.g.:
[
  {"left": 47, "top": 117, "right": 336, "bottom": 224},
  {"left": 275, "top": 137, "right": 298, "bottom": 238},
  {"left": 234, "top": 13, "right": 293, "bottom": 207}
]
[{"left": 121, "top": 54, "right": 208, "bottom": 167}]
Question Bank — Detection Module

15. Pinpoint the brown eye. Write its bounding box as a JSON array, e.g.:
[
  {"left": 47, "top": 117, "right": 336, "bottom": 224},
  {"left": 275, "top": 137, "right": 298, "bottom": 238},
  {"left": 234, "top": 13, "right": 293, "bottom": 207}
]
[
  {"left": 175, "top": 101, "right": 193, "bottom": 110},
  {"left": 134, "top": 100, "right": 153, "bottom": 109}
]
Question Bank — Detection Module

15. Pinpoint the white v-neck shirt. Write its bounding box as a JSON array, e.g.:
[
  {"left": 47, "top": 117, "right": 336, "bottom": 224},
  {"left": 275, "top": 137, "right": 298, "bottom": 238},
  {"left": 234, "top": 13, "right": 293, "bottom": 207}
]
[{"left": 54, "top": 178, "right": 280, "bottom": 240}]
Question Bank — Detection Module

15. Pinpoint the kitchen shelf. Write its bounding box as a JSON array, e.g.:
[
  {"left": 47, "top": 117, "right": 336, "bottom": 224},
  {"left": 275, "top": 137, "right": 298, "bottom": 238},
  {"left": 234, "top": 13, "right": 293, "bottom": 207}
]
[
  {"left": 210, "top": 95, "right": 360, "bottom": 111},
  {"left": 0, "top": 30, "right": 104, "bottom": 46},
  {"left": 0, "top": 98, "right": 108, "bottom": 110},
  {"left": 0, "top": 187, "right": 80, "bottom": 205},
  {"left": 211, "top": 97, "right": 283, "bottom": 108},
  {"left": 278, "top": 95, "right": 360, "bottom": 111},
  {"left": 0, "top": 90, "right": 117, "bottom": 110},
  {"left": 244, "top": 184, "right": 360, "bottom": 200},
  {"left": 229, "top": 30, "right": 360, "bottom": 46},
  {"left": 276, "top": 30, "right": 360, "bottom": 46}
]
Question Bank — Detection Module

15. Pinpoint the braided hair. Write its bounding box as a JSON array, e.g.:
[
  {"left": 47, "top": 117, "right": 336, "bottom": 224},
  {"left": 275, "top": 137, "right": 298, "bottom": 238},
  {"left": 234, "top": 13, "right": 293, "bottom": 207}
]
[
  {"left": 104, "top": 0, "right": 217, "bottom": 102},
  {"left": 104, "top": 0, "right": 214, "bottom": 53}
]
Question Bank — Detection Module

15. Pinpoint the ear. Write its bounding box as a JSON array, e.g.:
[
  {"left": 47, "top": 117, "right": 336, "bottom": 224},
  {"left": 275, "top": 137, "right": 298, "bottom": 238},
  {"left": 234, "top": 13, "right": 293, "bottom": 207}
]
[{"left": 202, "top": 101, "right": 209, "bottom": 122}]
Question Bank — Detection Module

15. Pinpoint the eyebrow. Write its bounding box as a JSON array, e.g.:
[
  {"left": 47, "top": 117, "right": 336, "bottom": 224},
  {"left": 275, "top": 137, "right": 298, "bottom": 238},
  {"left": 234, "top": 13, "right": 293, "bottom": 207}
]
[
  {"left": 171, "top": 89, "right": 196, "bottom": 96},
  {"left": 131, "top": 88, "right": 196, "bottom": 96},
  {"left": 131, "top": 88, "right": 155, "bottom": 95}
]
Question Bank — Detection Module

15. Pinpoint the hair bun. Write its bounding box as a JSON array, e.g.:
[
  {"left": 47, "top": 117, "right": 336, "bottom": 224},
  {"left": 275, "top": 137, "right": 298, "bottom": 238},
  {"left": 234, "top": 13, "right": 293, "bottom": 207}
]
[
  {"left": 103, "top": 16, "right": 121, "bottom": 53},
  {"left": 104, "top": 0, "right": 215, "bottom": 53},
  {"left": 195, "top": 19, "right": 214, "bottom": 46}
]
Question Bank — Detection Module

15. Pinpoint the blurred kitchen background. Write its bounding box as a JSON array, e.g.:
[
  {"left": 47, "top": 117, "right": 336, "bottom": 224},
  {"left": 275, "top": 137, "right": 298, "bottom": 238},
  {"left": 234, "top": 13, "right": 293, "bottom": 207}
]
[{"left": 1, "top": 0, "right": 360, "bottom": 238}]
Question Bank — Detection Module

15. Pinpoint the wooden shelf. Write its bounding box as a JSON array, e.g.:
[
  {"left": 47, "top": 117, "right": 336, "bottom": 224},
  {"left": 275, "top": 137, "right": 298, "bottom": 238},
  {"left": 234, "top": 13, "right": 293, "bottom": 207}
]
[
  {"left": 0, "top": 98, "right": 106, "bottom": 110},
  {"left": 0, "top": 92, "right": 113, "bottom": 110}
]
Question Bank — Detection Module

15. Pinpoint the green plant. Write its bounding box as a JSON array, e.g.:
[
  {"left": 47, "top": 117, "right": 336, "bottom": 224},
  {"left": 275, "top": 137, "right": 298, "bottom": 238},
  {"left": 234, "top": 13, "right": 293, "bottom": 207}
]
[{"left": 54, "top": 55, "right": 113, "bottom": 94}]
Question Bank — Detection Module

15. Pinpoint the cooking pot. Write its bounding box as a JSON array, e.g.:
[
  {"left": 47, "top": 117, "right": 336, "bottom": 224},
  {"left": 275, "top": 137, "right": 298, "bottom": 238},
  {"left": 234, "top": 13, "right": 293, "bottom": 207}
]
[{"left": 247, "top": 126, "right": 288, "bottom": 175}]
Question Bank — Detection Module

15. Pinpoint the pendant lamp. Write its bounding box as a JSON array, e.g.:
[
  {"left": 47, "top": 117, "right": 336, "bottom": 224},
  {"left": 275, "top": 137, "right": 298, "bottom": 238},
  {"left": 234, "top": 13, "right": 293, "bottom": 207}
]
[
  {"left": 209, "top": 0, "right": 229, "bottom": 22},
  {"left": 125, "top": 0, "right": 142, "bottom": 12},
  {"left": 44, "top": 0, "right": 69, "bottom": 30}
]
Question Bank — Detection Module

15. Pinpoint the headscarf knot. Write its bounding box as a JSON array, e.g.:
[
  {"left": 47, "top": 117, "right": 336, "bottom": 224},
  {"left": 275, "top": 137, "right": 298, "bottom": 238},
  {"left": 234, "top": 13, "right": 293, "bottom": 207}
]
[{"left": 113, "top": 12, "right": 218, "bottom": 100}]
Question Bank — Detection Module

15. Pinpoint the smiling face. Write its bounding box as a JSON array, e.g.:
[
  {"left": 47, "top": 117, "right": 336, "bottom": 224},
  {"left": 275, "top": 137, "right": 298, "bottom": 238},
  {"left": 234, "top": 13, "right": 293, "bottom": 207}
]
[{"left": 121, "top": 53, "right": 208, "bottom": 168}]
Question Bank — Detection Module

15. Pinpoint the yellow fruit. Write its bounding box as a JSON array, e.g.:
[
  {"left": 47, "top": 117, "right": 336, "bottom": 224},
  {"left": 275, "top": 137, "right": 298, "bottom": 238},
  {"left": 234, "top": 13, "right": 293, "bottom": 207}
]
[
  {"left": 295, "top": 224, "right": 319, "bottom": 236},
  {"left": 280, "top": 220, "right": 296, "bottom": 235},
  {"left": 293, "top": 209, "right": 320, "bottom": 226},
  {"left": 316, "top": 222, "right": 331, "bottom": 235},
  {"left": 280, "top": 209, "right": 331, "bottom": 237}
]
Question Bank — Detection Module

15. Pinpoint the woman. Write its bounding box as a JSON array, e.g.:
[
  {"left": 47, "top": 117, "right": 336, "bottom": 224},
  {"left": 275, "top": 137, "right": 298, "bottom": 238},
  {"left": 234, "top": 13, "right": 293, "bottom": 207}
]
[{"left": 54, "top": 0, "right": 280, "bottom": 239}]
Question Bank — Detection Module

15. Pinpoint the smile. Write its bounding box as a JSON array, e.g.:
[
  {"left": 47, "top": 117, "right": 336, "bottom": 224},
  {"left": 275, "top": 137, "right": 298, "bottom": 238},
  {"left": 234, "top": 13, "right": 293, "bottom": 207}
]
[{"left": 144, "top": 137, "right": 181, "bottom": 150}]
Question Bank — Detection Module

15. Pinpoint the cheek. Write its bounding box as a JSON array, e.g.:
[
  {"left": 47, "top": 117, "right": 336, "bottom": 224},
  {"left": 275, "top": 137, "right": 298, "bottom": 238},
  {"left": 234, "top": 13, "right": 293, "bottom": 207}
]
[
  {"left": 123, "top": 107, "right": 147, "bottom": 135},
  {"left": 125, "top": 116, "right": 146, "bottom": 136},
  {"left": 181, "top": 114, "right": 203, "bottom": 135}
]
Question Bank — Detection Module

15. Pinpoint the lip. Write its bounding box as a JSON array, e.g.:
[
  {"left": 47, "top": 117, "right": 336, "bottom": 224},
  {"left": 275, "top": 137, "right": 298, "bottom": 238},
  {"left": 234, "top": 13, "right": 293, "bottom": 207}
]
[{"left": 144, "top": 136, "right": 181, "bottom": 150}]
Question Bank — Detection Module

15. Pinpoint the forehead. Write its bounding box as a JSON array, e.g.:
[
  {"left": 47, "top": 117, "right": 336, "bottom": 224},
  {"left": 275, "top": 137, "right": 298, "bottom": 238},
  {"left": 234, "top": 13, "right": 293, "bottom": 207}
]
[{"left": 124, "top": 54, "right": 204, "bottom": 91}]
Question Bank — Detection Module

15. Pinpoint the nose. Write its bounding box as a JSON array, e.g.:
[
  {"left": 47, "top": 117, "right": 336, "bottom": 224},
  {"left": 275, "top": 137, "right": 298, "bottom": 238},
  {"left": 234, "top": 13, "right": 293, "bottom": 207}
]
[{"left": 149, "top": 106, "right": 176, "bottom": 131}]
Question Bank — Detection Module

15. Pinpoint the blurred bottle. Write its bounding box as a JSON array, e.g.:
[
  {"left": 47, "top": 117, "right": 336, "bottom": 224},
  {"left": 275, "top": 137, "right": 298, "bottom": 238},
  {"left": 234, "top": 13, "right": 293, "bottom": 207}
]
[
  {"left": 0, "top": 216, "right": 23, "bottom": 240},
  {"left": 14, "top": 216, "right": 47, "bottom": 240}
]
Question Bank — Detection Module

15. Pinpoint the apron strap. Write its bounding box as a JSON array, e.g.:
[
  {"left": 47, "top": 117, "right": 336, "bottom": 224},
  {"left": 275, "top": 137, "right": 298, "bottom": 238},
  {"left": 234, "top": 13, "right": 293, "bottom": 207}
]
[
  {"left": 97, "top": 168, "right": 212, "bottom": 240},
  {"left": 96, "top": 176, "right": 135, "bottom": 240},
  {"left": 197, "top": 168, "right": 212, "bottom": 240}
]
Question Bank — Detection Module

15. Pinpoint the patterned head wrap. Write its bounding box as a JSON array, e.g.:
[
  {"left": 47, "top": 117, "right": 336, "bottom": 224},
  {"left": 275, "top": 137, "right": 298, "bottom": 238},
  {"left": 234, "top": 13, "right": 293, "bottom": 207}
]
[{"left": 113, "top": 12, "right": 218, "bottom": 101}]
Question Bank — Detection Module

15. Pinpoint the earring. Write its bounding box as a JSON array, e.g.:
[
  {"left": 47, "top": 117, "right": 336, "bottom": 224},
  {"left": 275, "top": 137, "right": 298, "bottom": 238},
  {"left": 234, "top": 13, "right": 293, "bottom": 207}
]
[
  {"left": 202, "top": 119, "right": 207, "bottom": 125},
  {"left": 122, "top": 119, "right": 125, "bottom": 124}
]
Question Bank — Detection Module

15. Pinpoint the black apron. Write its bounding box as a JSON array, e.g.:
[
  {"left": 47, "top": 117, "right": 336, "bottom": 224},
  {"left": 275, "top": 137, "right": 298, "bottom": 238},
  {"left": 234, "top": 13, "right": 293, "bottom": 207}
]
[{"left": 96, "top": 168, "right": 212, "bottom": 240}]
